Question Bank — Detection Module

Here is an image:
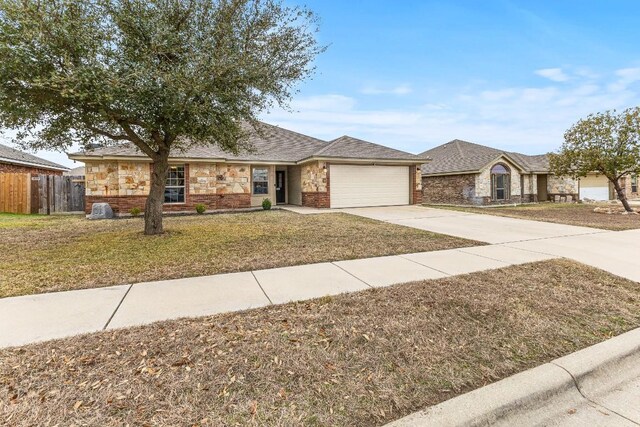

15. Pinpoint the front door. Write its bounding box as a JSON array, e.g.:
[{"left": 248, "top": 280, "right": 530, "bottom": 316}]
[
  {"left": 276, "top": 170, "right": 286, "bottom": 204},
  {"left": 537, "top": 174, "right": 548, "bottom": 202}
]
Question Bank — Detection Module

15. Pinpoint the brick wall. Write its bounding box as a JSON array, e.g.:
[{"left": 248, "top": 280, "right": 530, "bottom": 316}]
[
  {"left": 85, "top": 193, "right": 251, "bottom": 215},
  {"left": 422, "top": 174, "right": 478, "bottom": 205},
  {"left": 301, "top": 192, "right": 330, "bottom": 208},
  {"left": 0, "top": 162, "right": 64, "bottom": 176},
  {"left": 423, "top": 173, "right": 537, "bottom": 205},
  {"left": 620, "top": 175, "right": 639, "bottom": 199}
]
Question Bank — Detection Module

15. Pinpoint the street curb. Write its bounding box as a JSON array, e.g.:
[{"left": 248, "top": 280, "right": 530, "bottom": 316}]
[
  {"left": 552, "top": 326, "right": 640, "bottom": 388},
  {"left": 386, "top": 327, "right": 640, "bottom": 426}
]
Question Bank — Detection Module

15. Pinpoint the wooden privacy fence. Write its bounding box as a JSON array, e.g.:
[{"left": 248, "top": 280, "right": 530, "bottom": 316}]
[
  {"left": 0, "top": 173, "right": 85, "bottom": 214},
  {"left": 0, "top": 173, "right": 30, "bottom": 214}
]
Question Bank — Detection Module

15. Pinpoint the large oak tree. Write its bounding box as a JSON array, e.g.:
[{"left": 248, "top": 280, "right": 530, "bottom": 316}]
[
  {"left": 550, "top": 107, "right": 640, "bottom": 212},
  {"left": 0, "top": 0, "right": 323, "bottom": 234}
]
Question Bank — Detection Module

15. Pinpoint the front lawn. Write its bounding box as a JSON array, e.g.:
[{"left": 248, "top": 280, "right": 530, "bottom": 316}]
[
  {"left": 430, "top": 202, "right": 640, "bottom": 231},
  {"left": 2, "top": 259, "right": 639, "bottom": 426},
  {"left": 0, "top": 210, "right": 480, "bottom": 297}
]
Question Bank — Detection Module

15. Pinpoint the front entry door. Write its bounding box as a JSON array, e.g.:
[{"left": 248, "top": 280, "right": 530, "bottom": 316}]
[{"left": 276, "top": 170, "right": 286, "bottom": 204}]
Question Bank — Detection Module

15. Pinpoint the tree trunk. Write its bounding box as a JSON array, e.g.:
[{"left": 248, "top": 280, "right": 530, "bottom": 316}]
[
  {"left": 144, "top": 153, "right": 170, "bottom": 235},
  {"left": 612, "top": 178, "right": 633, "bottom": 212}
]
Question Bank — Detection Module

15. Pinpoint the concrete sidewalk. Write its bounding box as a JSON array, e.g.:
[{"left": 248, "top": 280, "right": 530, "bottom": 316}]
[
  {"left": 387, "top": 326, "right": 640, "bottom": 426},
  {"left": 0, "top": 244, "right": 556, "bottom": 348}
]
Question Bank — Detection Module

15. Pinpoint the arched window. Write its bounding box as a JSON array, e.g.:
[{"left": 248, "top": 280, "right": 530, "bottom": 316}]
[{"left": 491, "top": 164, "right": 510, "bottom": 200}]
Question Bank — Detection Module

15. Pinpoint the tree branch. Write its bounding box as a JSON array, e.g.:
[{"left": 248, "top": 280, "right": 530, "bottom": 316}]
[
  {"left": 117, "top": 120, "right": 158, "bottom": 159},
  {"left": 87, "top": 126, "right": 130, "bottom": 141}
]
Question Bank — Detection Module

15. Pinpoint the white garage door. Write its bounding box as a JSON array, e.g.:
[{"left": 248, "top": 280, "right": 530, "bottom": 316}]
[
  {"left": 580, "top": 175, "right": 610, "bottom": 201},
  {"left": 330, "top": 165, "right": 410, "bottom": 208}
]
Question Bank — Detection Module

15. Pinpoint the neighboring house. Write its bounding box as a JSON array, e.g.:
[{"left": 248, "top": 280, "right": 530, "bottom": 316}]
[
  {"left": 68, "top": 123, "right": 426, "bottom": 214},
  {"left": 0, "top": 143, "right": 69, "bottom": 175},
  {"left": 580, "top": 172, "right": 639, "bottom": 201},
  {"left": 64, "top": 166, "right": 85, "bottom": 176},
  {"left": 420, "top": 139, "right": 579, "bottom": 205},
  {"left": 621, "top": 174, "right": 639, "bottom": 200}
]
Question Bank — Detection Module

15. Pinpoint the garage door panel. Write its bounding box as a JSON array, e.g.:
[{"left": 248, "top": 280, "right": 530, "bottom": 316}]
[
  {"left": 580, "top": 175, "right": 610, "bottom": 201},
  {"left": 330, "top": 165, "right": 409, "bottom": 208}
]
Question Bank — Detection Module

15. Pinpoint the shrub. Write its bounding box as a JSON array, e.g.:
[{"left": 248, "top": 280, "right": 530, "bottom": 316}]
[
  {"left": 262, "top": 198, "right": 272, "bottom": 210},
  {"left": 129, "top": 207, "right": 141, "bottom": 217},
  {"left": 195, "top": 203, "right": 206, "bottom": 214}
]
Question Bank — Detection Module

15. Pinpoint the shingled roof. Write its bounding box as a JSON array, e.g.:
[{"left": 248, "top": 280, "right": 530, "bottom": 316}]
[
  {"left": 70, "top": 123, "right": 425, "bottom": 164},
  {"left": 420, "top": 139, "right": 550, "bottom": 176},
  {"left": 0, "top": 143, "right": 69, "bottom": 171},
  {"left": 309, "top": 135, "right": 425, "bottom": 161}
]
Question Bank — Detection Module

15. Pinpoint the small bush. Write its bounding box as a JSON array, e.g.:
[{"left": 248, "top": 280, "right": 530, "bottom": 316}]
[
  {"left": 262, "top": 198, "right": 272, "bottom": 210},
  {"left": 129, "top": 207, "right": 141, "bottom": 217},
  {"left": 195, "top": 203, "right": 206, "bottom": 214}
]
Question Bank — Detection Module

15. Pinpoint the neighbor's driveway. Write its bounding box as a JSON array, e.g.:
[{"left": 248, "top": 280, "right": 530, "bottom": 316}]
[{"left": 344, "top": 206, "right": 640, "bottom": 282}]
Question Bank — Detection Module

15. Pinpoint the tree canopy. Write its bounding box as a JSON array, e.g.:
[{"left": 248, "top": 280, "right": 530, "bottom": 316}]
[
  {"left": 550, "top": 107, "right": 640, "bottom": 212},
  {"left": 0, "top": 0, "right": 324, "bottom": 233}
]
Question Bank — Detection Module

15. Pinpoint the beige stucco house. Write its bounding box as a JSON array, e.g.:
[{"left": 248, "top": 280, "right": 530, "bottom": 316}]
[
  {"left": 420, "top": 140, "right": 580, "bottom": 205},
  {"left": 69, "top": 123, "right": 426, "bottom": 215}
]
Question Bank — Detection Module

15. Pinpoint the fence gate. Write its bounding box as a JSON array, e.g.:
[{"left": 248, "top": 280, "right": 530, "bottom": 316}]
[
  {"left": 0, "top": 173, "right": 31, "bottom": 214},
  {"left": 35, "top": 175, "right": 85, "bottom": 214}
]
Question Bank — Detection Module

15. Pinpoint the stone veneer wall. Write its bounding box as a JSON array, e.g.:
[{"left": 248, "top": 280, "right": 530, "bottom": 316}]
[
  {"left": 189, "top": 163, "right": 250, "bottom": 195},
  {"left": 118, "top": 162, "right": 151, "bottom": 196},
  {"left": 84, "top": 161, "right": 251, "bottom": 214},
  {"left": 411, "top": 166, "right": 423, "bottom": 204},
  {"left": 521, "top": 174, "right": 538, "bottom": 203},
  {"left": 85, "top": 161, "right": 121, "bottom": 196},
  {"left": 301, "top": 161, "right": 330, "bottom": 208},
  {"left": 0, "top": 162, "right": 64, "bottom": 176},
  {"left": 475, "top": 160, "right": 522, "bottom": 204},
  {"left": 547, "top": 175, "right": 579, "bottom": 201}
]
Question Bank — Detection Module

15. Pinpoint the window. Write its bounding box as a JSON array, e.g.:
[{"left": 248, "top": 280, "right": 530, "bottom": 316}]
[
  {"left": 252, "top": 167, "right": 269, "bottom": 195},
  {"left": 164, "top": 165, "right": 185, "bottom": 203},
  {"left": 632, "top": 174, "right": 638, "bottom": 193},
  {"left": 491, "top": 164, "right": 510, "bottom": 201}
]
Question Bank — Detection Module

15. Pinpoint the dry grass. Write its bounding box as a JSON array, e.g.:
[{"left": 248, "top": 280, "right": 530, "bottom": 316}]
[
  {"left": 431, "top": 202, "right": 640, "bottom": 231},
  {"left": 2, "top": 259, "right": 639, "bottom": 426},
  {"left": 0, "top": 210, "right": 479, "bottom": 298}
]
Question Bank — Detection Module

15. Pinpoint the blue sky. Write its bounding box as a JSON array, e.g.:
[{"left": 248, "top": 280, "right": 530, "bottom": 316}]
[{"left": 9, "top": 0, "right": 640, "bottom": 167}]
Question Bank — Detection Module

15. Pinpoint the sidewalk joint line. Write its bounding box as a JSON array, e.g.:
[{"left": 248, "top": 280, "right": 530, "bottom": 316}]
[
  {"left": 498, "top": 230, "right": 608, "bottom": 245},
  {"left": 331, "top": 262, "right": 373, "bottom": 288},
  {"left": 550, "top": 361, "right": 640, "bottom": 426},
  {"left": 455, "top": 248, "right": 513, "bottom": 265},
  {"left": 251, "top": 271, "right": 273, "bottom": 305},
  {"left": 500, "top": 243, "right": 565, "bottom": 259},
  {"left": 398, "top": 255, "right": 452, "bottom": 277},
  {"left": 103, "top": 284, "right": 133, "bottom": 330}
]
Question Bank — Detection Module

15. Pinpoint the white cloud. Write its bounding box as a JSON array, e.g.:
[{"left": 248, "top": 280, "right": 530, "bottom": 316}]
[
  {"left": 361, "top": 84, "right": 412, "bottom": 96},
  {"left": 290, "top": 94, "right": 356, "bottom": 111},
  {"left": 609, "top": 67, "right": 640, "bottom": 92},
  {"left": 535, "top": 68, "right": 570, "bottom": 82},
  {"left": 264, "top": 66, "right": 640, "bottom": 155}
]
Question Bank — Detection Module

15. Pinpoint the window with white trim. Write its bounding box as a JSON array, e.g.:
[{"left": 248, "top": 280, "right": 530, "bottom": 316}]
[
  {"left": 252, "top": 167, "right": 269, "bottom": 195},
  {"left": 632, "top": 174, "right": 638, "bottom": 193},
  {"left": 164, "top": 165, "right": 185, "bottom": 203}
]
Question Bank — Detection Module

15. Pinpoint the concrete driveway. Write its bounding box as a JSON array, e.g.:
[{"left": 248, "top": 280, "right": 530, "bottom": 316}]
[
  {"left": 344, "top": 206, "right": 640, "bottom": 282},
  {"left": 343, "top": 205, "right": 605, "bottom": 244}
]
